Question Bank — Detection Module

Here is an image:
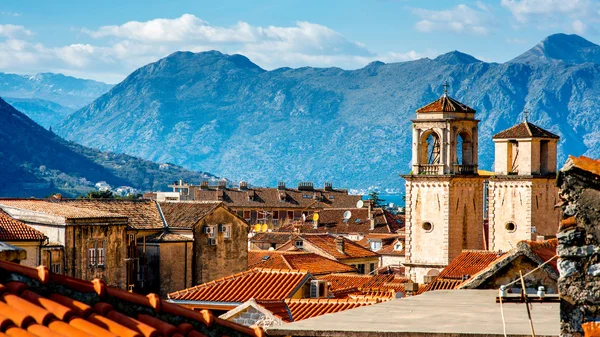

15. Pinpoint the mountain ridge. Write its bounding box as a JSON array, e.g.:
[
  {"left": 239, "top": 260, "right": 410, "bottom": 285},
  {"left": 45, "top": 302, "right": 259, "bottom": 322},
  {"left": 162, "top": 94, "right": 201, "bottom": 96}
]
[{"left": 57, "top": 34, "right": 600, "bottom": 189}]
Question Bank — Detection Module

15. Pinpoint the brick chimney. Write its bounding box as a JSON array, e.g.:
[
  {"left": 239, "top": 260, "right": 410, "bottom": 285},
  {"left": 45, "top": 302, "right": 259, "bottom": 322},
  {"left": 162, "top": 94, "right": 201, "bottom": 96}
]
[
  {"left": 335, "top": 236, "right": 345, "bottom": 253},
  {"left": 200, "top": 181, "right": 209, "bottom": 190},
  {"left": 324, "top": 182, "right": 333, "bottom": 191},
  {"left": 278, "top": 182, "right": 286, "bottom": 190},
  {"left": 239, "top": 181, "right": 248, "bottom": 190},
  {"left": 217, "top": 180, "right": 227, "bottom": 189},
  {"left": 298, "top": 182, "right": 314, "bottom": 191}
]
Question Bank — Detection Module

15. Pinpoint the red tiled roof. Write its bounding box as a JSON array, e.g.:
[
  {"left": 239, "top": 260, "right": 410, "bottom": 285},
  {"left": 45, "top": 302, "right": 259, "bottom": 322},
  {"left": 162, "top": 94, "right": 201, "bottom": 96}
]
[
  {"left": 158, "top": 202, "right": 222, "bottom": 228},
  {"left": 419, "top": 279, "right": 463, "bottom": 294},
  {"left": 193, "top": 187, "right": 361, "bottom": 209},
  {"left": 250, "top": 232, "right": 295, "bottom": 244},
  {"left": 437, "top": 250, "right": 504, "bottom": 280},
  {"left": 276, "top": 208, "right": 394, "bottom": 235},
  {"left": 492, "top": 122, "right": 559, "bottom": 139},
  {"left": 58, "top": 199, "right": 164, "bottom": 229},
  {"left": 284, "top": 298, "right": 377, "bottom": 322},
  {"left": 0, "top": 260, "right": 261, "bottom": 337},
  {"left": 356, "top": 234, "right": 405, "bottom": 256},
  {"left": 249, "top": 250, "right": 358, "bottom": 275},
  {"left": 0, "top": 200, "right": 124, "bottom": 220},
  {"left": 416, "top": 95, "right": 475, "bottom": 113},
  {"left": 168, "top": 268, "right": 311, "bottom": 304},
  {"left": 0, "top": 211, "right": 46, "bottom": 241},
  {"left": 565, "top": 155, "right": 600, "bottom": 177},
  {"left": 248, "top": 251, "right": 297, "bottom": 269},
  {"left": 521, "top": 238, "right": 558, "bottom": 271},
  {"left": 282, "top": 234, "right": 378, "bottom": 260},
  {"left": 318, "top": 273, "right": 408, "bottom": 294}
]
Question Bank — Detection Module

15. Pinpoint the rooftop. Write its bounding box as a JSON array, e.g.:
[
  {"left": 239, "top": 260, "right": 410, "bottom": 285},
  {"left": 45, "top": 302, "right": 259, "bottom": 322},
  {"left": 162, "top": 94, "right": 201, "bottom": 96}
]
[
  {"left": 248, "top": 251, "right": 357, "bottom": 275},
  {"left": 0, "top": 259, "right": 260, "bottom": 337},
  {"left": 416, "top": 94, "right": 476, "bottom": 114},
  {"left": 168, "top": 268, "right": 311, "bottom": 306},
  {"left": 281, "top": 234, "right": 379, "bottom": 260},
  {"left": 0, "top": 199, "right": 124, "bottom": 220},
  {"left": 158, "top": 201, "right": 222, "bottom": 228},
  {"left": 0, "top": 211, "right": 46, "bottom": 241},
  {"left": 266, "top": 290, "right": 559, "bottom": 337},
  {"left": 562, "top": 155, "right": 600, "bottom": 177},
  {"left": 492, "top": 121, "right": 560, "bottom": 139}
]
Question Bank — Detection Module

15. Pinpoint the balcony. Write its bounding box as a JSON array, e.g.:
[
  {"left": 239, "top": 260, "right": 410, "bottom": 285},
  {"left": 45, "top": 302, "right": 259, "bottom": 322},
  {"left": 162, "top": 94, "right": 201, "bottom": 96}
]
[
  {"left": 417, "top": 164, "right": 445, "bottom": 175},
  {"left": 453, "top": 164, "right": 477, "bottom": 175}
]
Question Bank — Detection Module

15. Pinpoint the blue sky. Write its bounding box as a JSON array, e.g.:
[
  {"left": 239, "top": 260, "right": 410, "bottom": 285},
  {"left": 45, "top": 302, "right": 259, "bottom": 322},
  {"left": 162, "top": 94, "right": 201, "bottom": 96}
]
[{"left": 0, "top": 0, "right": 598, "bottom": 83}]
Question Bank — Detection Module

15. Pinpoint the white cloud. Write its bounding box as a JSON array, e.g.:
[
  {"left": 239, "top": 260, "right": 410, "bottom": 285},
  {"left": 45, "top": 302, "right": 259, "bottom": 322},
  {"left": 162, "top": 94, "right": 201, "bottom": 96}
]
[
  {"left": 501, "top": 0, "right": 592, "bottom": 22},
  {"left": 572, "top": 19, "right": 587, "bottom": 34},
  {"left": 412, "top": 4, "right": 492, "bottom": 35},
  {"left": 0, "top": 24, "right": 31, "bottom": 38},
  {"left": 505, "top": 37, "right": 528, "bottom": 44},
  {"left": 0, "top": 15, "right": 432, "bottom": 83}
]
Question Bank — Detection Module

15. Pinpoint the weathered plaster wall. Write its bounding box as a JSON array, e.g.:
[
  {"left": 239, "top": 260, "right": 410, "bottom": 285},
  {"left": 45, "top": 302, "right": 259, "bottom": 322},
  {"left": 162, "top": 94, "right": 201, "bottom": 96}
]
[
  {"left": 193, "top": 207, "right": 248, "bottom": 285},
  {"left": 158, "top": 242, "right": 193, "bottom": 297},
  {"left": 5, "top": 241, "right": 40, "bottom": 267}
]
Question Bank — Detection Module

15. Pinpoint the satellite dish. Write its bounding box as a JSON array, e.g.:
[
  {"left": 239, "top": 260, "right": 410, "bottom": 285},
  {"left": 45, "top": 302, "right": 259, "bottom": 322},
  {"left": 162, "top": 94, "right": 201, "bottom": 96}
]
[
  {"left": 313, "top": 213, "right": 320, "bottom": 221},
  {"left": 302, "top": 214, "right": 306, "bottom": 222},
  {"left": 261, "top": 224, "right": 269, "bottom": 233},
  {"left": 268, "top": 247, "right": 275, "bottom": 251},
  {"left": 253, "top": 224, "right": 261, "bottom": 232},
  {"left": 343, "top": 210, "right": 352, "bottom": 220},
  {"left": 356, "top": 200, "right": 364, "bottom": 208}
]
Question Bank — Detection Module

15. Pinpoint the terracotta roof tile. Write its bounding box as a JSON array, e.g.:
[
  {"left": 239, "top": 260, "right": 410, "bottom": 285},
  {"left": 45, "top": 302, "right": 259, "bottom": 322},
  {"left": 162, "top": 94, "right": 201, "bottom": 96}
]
[
  {"left": 283, "top": 298, "right": 378, "bottom": 322},
  {"left": 492, "top": 122, "right": 559, "bottom": 139},
  {"left": 521, "top": 238, "right": 558, "bottom": 271},
  {"left": 249, "top": 251, "right": 358, "bottom": 276},
  {"left": 416, "top": 95, "right": 475, "bottom": 114},
  {"left": 280, "top": 234, "right": 378, "bottom": 260},
  {"left": 247, "top": 251, "right": 296, "bottom": 270},
  {"left": 249, "top": 232, "right": 295, "bottom": 245},
  {"left": 158, "top": 202, "right": 222, "bottom": 228},
  {"left": 0, "top": 211, "right": 46, "bottom": 241},
  {"left": 168, "top": 268, "right": 311, "bottom": 304},
  {"left": 276, "top": 208, "right": 397, "bottom": 235},
  {"left": 356, "top": 234, "right": 405, "bottom": 256},
  {"left": 564, "top": 155, "right": 600, "bottom": 177},
  {"left": 57, "top": 200, "right": 164, "bottom": 229},
  {"left": 0, "top": 260, "right": 259, "bottom": 337},
  {"left": 0, "top": 200, "right": 124, "bottom": 220},
  {"left": 193, "top": 187, "right": 361, "bottom": 209}
]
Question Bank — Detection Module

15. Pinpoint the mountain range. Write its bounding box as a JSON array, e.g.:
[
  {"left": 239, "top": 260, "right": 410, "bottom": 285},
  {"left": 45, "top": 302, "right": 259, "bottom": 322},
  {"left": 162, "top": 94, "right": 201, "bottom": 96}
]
[
  {"left": 0, "top": 98, "right": 215, "bottom": 197},
  {"left": 53, "top": 33, "right": 600, "bottom": 189},
  {"left": 0, "top": 72, "right": 112, "bottom": 129}
]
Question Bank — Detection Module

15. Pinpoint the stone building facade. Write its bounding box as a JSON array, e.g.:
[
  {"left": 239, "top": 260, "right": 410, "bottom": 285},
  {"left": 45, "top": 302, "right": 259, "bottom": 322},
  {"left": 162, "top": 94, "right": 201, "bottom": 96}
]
[
  {"left": 488, "top": 122, "right": 561, "bottom": 252},
  {"left": 403, "top": 93, "right": 485, "bottom": 283},
  {"left": 556, "top": 156, "right": 600, "bottom": 335}
]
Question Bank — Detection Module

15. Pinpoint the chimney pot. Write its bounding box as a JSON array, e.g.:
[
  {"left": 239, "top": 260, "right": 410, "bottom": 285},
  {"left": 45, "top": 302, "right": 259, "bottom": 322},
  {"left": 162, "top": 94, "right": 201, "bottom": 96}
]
[
  {"left": 239, "top": 181, "right": 248, "bottom": 190},
  {"left": 335, "top": 236, "right": 345, "bottom": 253},
  {"left": 278, "top": 182, "right": 286, "bottom": 190},
  {"left": 200, "top": 181, "right": 209, "bottom": 190},
  {"left": 324, "top": 182, "right": 333, "bottom": 191}
]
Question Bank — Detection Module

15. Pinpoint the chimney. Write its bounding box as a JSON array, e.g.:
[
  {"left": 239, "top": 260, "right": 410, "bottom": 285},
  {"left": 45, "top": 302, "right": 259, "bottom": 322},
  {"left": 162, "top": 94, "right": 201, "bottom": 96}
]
[
  {"left": 370, "top": 218, "right": 375, "bottom": 231},
  {"left": 200, "top": 181, "right": 209, "bottom": 190},
  {"left": 218, "top": 180, "right": 227, "bottom": 189},
  {"left": 179, "top": 179, "right": 183, "bottom": 186},
  {"left": 239, "top": 181, "right": 248, "bottom": 190},
  {"left": 278, "top": 182, "right": 286, "bottom": 190},
  {"left": 298, "top": 182, "right": 314, "bottom": 191},
  {"left": 404, "top": 282, "right": 419, "bottom": 296},
  {"left": 335, "top": 236, "right": 345, "bottom": 253},
  {"left": 324, "top": 182, "right": 333, "bottom": 191}
]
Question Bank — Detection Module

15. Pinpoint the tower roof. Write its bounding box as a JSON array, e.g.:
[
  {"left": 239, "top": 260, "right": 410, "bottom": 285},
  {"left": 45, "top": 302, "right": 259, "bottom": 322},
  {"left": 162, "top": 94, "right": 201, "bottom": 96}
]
[
  {"left": 492, "top": 121, "right": 559, "bottom": 139},
  {"left": 416, "top": 94, "right": 475, "bottom": 114}
]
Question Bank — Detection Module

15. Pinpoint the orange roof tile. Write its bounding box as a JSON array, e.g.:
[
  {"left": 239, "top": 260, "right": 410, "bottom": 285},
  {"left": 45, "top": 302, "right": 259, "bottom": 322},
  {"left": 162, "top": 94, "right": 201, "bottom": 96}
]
[
  {"left": 565, "top": 155, "right": 600, "bottom": 177},
  {"left": 284, "top": 298, "right": 378, "bottom": 322},
  {"left": 276, "top": 208, "right": 398, "bottom": 235},
  {"left": 248, "top": 251, "right": 298, "bottom": 270},
  {"left": 57, "top": 199, "right": 164, "bottom": 229},
  {"left": 168, "top": 268, "right": 311, "bottom": 304},
  {"left": 282, "top": 234, "right": 378, "bottom": 260},
  {"left": 356, "top": 234, "right": 405, "bottom": 256},
  {"left": 493, "top": 122, "right": 559, "bottom": 139},
  {"left": 0, "top": 211, "right": 45, "bottom": 241},
  {"left": 248, "top": 251, "right": 356, "bottom": 275},
  {"left": 158, "top": 202, "right": 221, "bottom": 228},
  {"left": 0, "top": 260, "right": 260, "bottom": 337},
  {"left": 0, "top": 200, "right": 124, "bottom": 220},
  {"left": 521, "top": 239, "right": 558, "bottom": 271}
]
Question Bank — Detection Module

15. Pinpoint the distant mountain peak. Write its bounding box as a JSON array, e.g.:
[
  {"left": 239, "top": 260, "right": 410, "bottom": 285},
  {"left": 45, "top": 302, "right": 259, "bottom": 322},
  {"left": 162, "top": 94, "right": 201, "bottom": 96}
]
[
  {"left": 162, "top": 50, "right": 264, "bottom": 71},
  {"left": 434, "top": 51, "right": 481, "bottom": 65},
  {"left": 510, "top": 33, "right": 600, "bottom": 65}
]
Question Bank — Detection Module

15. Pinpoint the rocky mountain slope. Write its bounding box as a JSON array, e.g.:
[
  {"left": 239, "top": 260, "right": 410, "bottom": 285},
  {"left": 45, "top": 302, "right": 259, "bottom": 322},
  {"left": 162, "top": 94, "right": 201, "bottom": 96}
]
[
  {"left": 0, "top": 72, "right": 112, "bottom": 128},
  {"left": 57, "top": 34, "right": 600, "bottom": 189},
  {"left": 0, "top": 98, "right": 215, "bottom": 197}
]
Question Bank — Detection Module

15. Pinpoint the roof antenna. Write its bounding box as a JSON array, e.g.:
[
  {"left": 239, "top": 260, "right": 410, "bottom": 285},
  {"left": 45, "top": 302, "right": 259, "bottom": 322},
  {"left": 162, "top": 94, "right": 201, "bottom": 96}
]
[
  {"left": 523, "top": 110, "right": 530, "bottom": 123},
  {"left": 442, "top": 81, "right": 449, "bottom": 97}
]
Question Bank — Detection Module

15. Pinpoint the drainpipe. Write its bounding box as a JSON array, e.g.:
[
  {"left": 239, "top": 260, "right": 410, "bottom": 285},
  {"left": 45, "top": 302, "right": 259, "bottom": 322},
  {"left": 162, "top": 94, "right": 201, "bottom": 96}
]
[{"left": 184, "top": 241, "right": 188, "bottom": 289}]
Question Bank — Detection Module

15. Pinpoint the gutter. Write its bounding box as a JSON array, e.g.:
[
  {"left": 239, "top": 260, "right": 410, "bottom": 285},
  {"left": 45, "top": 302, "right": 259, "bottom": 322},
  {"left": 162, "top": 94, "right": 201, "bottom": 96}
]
[{"left": 166, "top": 299, "right": 241, "bottom": 310}]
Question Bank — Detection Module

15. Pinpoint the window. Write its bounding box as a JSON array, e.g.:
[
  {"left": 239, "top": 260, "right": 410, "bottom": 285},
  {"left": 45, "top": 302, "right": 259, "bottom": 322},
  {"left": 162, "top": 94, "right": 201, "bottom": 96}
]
[
  {"left": 244, "top": 211, "right": 251, "bottom": 220},
  {"left": 294, "top": 211, "right": 301, "bottom": 219},
  {"left": 505, "top": 222, "right": 516, "bottom": 232},
  {"left": 258, "top": 211, "right": 265, "bottom": 220},
  {"left": 295, "top": 240, "right": 303, "bottom": 248},
  {"left": 223, "top": 224, "right": 232, "bottom": 239},
  {"left": 302, "top": 194, "right": 312, "bottom": 199},
  {"left": 287, "top": 211, "right": 294, "bottom": 219},
  {"left": 370, "top": 240, "right": 382, "bottom": 252},
  {"left": 51, "top": 263, "right": 61, "bottom": 274},
  {"left": 273, "top": 211, "right": 279, "bottom": 220},
  {"left": 357, "top": 264, "right": 365, "bottom": 274},
  {"left": 88, "top": 240, "right": 106, "bottom": 267},
  {"left": 422, "top": 222, "right": 433, "bottom": 232},
  {"left": 394, "top": 242, "right": 404, "bottom": 251},
  {"left": 370, "top": 263, "right": 375, "bottom": 273},
  {"left": 237, "top": 210, "right": 244, "bottom": 217}
]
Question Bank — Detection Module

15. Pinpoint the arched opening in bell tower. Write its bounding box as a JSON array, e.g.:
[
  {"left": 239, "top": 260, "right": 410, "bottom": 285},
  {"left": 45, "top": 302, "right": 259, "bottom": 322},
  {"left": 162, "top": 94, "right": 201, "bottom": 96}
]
[
  {"left": 455, "top": 130, "right": 473, "bottom": 166},
  {"left": 420, "top": 130, "right": 441, "bottom": 165}
]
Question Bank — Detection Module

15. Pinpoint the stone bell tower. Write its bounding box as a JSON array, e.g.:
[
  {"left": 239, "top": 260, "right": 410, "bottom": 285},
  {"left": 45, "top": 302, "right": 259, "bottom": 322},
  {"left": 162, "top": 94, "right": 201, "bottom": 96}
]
[
  {"left": 488, "top": 118, "right": 561, "bottom": 252},
  {"left": 403, "top": 86, "right": 486, "bottom": 283}
]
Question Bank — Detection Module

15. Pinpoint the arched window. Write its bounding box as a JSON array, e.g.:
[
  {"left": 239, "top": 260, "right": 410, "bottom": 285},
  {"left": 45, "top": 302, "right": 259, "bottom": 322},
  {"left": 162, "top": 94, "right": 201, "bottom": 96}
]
[
  {"left": 420, "top": 130, "right": 441, "bottom": 165},
  {"left": 455, "top": 130, "right": 473, "bottom": 165}
]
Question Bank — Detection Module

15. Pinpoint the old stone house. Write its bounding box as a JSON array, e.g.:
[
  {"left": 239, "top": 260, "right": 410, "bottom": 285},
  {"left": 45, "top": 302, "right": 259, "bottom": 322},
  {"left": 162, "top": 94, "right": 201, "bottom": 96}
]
[
  {"left": 166, "top": 180, "right": 361, "bottom": 229},
  {"left": 403, "top": 90, "right": 561, "bottom": 283},
  {"left": 158, "top": 201, "right": 249, "bottom": 286},
  {"left": 277, "top": 234, "right": 380, "bottom": 274},
  {"left": 357, "top": 233, "right": 405, "bottom": 269}
]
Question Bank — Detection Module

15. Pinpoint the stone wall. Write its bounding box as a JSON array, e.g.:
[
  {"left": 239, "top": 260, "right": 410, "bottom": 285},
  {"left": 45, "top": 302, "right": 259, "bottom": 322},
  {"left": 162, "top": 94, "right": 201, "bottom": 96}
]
[
  {"left": 557, "top": 158, "right": 600, "bottom": 336},
  {"left": 158, "top": 242, "right": 193, "bottom": 297}
]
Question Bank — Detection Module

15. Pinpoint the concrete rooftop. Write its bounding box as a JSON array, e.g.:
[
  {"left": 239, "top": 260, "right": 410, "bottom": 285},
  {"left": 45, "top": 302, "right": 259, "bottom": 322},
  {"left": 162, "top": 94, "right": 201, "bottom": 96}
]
[{"left": 266, "top": 290, "right": 559, "bottom": 337}]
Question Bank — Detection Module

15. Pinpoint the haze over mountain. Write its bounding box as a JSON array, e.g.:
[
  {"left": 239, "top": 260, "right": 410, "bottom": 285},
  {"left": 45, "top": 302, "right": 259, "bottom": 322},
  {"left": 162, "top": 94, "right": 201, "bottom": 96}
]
[
  {"left": 0, "top": 98, "right": 215, "bottom": 197},
  {"left": 0, "top": 72, "right": 112, "bottom": 129},
  {"left": 57, "top": 33, "right": 600, "bottom": 189}
]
